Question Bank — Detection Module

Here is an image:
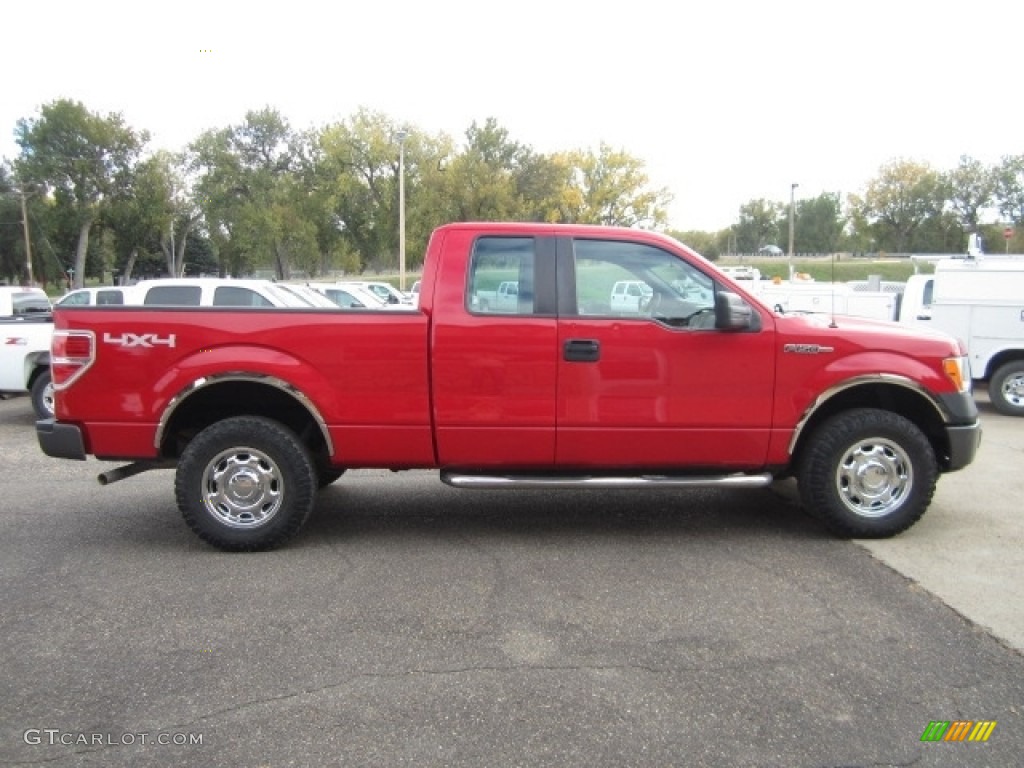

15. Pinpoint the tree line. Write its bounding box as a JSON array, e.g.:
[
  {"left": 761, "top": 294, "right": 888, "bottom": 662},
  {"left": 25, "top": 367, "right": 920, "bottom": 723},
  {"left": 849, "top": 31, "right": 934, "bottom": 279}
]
[{"left": 1, "top": 99, "right": 1022, "bottom": 288}]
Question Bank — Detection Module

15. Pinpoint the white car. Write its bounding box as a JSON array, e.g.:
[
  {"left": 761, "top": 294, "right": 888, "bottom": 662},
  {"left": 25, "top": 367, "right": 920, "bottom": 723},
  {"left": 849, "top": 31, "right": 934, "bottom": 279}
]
[
  {"left": 307, "top": 283, "right": 402, "bottom": 309},
  {"left": 276, "top": 283, "right": 341, "bottom": 308},
  {"left": 338, "top": 280, "right": 411, "bottom": 306}
]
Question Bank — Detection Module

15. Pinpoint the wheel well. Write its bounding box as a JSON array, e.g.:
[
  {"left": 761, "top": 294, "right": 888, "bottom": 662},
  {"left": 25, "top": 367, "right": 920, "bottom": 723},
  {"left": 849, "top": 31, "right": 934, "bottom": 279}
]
[
  {"left": 981, "top": 351, "right": 1024, "bottom": 380},
  {"left": 791, "top": 383, "right": 950, "bottom": 470},
  {"left": 158, "top": 381, "right": 330, "bottom": 466}
]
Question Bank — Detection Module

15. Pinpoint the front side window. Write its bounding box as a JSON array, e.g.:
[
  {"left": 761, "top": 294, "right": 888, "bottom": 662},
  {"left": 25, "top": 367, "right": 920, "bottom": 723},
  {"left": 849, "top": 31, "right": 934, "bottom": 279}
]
[
  {"left": 573, "top": 239, "right": 718, "bottom": 329},
  {"left": 467, "top": 237, "right": 535, "bottom": 315},
  {"left": 57, "top": 291, "right": 89, "bottom": 306}
]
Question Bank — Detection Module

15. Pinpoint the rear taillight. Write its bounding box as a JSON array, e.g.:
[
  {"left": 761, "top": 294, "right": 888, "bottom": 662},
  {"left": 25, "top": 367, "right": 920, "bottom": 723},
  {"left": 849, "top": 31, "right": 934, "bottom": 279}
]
[{"left": 52, "top": 330, "right": 95, "bottom": 389}]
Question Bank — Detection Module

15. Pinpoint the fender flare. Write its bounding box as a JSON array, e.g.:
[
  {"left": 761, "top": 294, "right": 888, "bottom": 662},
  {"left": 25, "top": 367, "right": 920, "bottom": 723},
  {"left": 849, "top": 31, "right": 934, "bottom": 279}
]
[{"left": 154, "top": 372, "right": 334, "bottom": 456}]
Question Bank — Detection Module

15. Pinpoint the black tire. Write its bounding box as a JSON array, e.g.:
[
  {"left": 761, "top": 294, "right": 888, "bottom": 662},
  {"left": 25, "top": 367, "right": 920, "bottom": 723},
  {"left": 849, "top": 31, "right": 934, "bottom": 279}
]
[
  {"left": 317, "top": 468, "right": 346, "bottom": 489},
  {"left": 797, "top": 408, "right": 938, "bottom": 538},
  {"left": 987, "top": 361, "right": 1024, "bottom": 417},
  {"left": 30, "top": 369, "right": 54, "bottom": 419},
  {"left": 175, "top": 416, "right": 316, "bottom": 551}
]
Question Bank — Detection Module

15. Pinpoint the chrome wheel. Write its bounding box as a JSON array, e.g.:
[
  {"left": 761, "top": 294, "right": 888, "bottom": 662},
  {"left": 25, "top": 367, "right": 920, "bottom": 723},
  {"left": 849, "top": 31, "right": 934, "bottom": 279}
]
[
  {"left": 835, "top": 437, "right": 912, "bottom": 518},
  {"left": 201, "top": 447, "right": 284, "bottom": 529},
  {"left": 41, "top": 381, "right": 55, "bottom": 416},
  {"left": 999, "top": 372, "right": 1024, "bottom": 408}
]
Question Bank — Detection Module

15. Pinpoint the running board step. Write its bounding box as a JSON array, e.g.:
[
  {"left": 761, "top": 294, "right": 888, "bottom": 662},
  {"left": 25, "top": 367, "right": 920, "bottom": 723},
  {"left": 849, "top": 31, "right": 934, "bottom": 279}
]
[{"left": 440, "top": 471, "right": 773, "bottom": 490}]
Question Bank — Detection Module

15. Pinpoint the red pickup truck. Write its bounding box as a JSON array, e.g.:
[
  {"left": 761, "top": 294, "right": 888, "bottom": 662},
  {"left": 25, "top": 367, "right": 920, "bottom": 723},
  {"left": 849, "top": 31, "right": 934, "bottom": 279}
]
[{"left": 37, "top": 222, "right": 981, "bottom": 551}]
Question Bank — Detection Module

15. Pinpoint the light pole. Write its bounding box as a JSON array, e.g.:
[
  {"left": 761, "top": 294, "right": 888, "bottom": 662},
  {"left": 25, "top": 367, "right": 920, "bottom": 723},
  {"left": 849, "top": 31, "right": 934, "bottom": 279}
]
[
  {"left": 788, "top": 182, "right": 799, "bottom": 259},
  {"left": 19, "top": 190, "right": 35, "bottom": 285},
  {"left": 394, "top": 129, "right": 409, "bottom": 291}
]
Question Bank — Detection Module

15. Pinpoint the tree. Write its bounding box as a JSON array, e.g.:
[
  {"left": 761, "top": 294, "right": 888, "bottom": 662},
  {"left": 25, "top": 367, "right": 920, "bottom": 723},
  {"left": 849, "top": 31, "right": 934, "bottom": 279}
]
[
  {"left": 190, "top": 108, "right": 315, "bottom": 279},
  {"left": 559, "top": 142, "right": 671, "bottom": 228},
  {"left": 316, "top": 109, "right": 410, "bottom": 272},
  {"left": 779, "top": 192, "right": 845, "bottom": 254},
  {"left": 734, "top": 199, "right": 782, "bottom": 252},
  {"left": 667, "top": 229, "right": 723, "bottom": 261},
  {"left": 994, "top": 154, "right": 1024, "bottom": 226},
  {"left": 945, "top": 155, "right": 994, "bottom": 234},
  {"left": 846, "top": 159, "right": 945, "bottom": 252},
  {"left": 14, "top": 99, "right": 147, "bottom": 288},
  {"left": 438, "top": 118, "right": 532, "bottom": 223}
]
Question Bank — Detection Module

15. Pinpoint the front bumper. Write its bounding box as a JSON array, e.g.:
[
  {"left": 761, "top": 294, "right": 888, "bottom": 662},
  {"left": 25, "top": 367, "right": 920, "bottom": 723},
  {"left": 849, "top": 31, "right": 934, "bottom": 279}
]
[
  {"left": 944, "top": 420, "right": 981, "bottom": 472},
  {"left": 936, "top": 391, "right": 981, "bottom": 472},
  {"left": 36, "top": 419, "right": 87, "bottom": 461}
]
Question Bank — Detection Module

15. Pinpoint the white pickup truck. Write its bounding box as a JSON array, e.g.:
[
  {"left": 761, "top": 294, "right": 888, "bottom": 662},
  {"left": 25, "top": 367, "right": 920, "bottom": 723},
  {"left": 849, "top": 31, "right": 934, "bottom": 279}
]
[
  {"left": 0, "top": 286, "right": 54, "bottom": 418},
  {"left": 472, "top": 280, "right": 520, "bottom": 313}
]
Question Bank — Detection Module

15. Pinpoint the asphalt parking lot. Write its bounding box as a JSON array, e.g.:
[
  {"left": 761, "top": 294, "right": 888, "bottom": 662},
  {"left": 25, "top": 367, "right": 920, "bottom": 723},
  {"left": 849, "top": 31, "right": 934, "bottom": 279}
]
[{"left": 1, "top": 393, "right": 1021, "bottom": 767}]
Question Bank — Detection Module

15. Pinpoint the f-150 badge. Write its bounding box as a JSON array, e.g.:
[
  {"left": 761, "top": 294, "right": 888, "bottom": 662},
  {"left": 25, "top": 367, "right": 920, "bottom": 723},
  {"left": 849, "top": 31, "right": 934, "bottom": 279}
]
[{"left": 783, "top": 343, "right": 834, "bottom": 354}]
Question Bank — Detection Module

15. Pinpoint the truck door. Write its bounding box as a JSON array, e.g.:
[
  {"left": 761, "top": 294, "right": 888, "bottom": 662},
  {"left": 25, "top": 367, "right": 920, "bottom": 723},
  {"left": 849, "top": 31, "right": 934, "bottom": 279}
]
[
  {"left": 430, "top": 232, "right": 559, "bottom": 467},
  {"left": 555, "top": 236, "right": 775, "bottom": 468}
]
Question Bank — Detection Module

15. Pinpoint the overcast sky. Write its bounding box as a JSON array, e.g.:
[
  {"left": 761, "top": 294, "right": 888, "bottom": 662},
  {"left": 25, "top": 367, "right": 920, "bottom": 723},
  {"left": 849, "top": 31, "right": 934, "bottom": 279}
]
[{"left": 3, "top": 0, "right": 1022, "bottom": 231}]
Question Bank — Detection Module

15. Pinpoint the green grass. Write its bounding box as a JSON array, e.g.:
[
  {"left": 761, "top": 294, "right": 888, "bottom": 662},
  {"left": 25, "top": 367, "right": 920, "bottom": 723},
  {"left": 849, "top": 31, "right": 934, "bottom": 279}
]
[{"left": 717, "top": 258, "right": 933, "bottom": 283}]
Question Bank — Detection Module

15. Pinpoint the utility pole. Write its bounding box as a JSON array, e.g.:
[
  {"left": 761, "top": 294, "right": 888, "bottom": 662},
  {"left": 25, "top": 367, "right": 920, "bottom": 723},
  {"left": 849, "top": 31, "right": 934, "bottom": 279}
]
[
  {"left": 394, "top": 130, "right": 409, "bottom": 291},
  {"left": 788, "top": 183, "right": 799, "bottom": 258},
  {"left": 20, "top": 191, "right": 35, "bottom": 285}
]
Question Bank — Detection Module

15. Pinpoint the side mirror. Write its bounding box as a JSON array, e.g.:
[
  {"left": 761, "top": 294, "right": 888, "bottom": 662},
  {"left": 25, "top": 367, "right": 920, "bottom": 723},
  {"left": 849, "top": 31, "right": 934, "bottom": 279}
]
[{"left": 715, "top": 291, "right": 759, "bottom": 331}]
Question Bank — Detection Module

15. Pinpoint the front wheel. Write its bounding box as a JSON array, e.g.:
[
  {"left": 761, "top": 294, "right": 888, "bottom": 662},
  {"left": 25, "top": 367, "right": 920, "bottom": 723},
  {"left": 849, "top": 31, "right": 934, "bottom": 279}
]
[
  {"left": 797, "top": 408, "right": 938, "bottom": 538},
  {"left": 175, "top": 416, "right": 316, "bottom": 551},
  {"left": 988, "top": 361, "right": 1024, "bottom": 416}
]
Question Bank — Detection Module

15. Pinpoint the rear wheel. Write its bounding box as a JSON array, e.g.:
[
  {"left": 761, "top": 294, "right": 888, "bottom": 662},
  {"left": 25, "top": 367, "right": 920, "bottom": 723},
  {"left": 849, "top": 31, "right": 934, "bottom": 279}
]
[
  {"left": 988, "top": 361, "right": 1024, "bottom": 416},
  {"left": 798, "top": 408, "right": 937, "bottom": 538},
  {"left": 175, "top": 416, "right": 316, "bottom": 551},
  {"left": 30, "top": 369, "right": 54, "bottom": 419}
]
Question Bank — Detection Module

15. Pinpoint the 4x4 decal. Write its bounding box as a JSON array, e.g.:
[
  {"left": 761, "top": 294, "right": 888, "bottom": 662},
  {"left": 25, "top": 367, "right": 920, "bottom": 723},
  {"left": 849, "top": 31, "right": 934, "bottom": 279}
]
[{"left": 103, "top": 332, "right": 176, "bottom": 349}]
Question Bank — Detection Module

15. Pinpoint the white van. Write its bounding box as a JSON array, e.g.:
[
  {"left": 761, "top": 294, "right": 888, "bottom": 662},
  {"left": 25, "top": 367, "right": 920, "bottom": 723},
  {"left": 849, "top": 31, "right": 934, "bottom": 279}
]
[{"left": 898, "top": 257, "right": 1024, "bottom": 415}]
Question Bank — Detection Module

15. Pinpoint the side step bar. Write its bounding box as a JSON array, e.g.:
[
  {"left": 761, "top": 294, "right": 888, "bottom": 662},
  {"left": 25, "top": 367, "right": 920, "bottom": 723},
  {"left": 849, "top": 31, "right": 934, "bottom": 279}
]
[{"left": 440, "top": 471, "right": 773, "bottom": 490}]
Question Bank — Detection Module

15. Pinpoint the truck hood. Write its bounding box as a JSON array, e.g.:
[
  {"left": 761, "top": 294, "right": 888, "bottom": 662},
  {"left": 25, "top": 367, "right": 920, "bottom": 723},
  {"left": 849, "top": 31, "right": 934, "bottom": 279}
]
[{"left": 774, "top": 311, "right": 964, "bottom": 355}]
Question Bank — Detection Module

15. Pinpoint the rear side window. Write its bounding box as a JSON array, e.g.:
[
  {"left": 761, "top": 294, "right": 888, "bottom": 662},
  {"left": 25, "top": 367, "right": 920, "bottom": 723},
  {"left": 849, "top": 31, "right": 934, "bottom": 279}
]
[
  {"left": 144, "top": 286, "right": 202, "bottom": 306},
  {"left": 467, "top": 237, "right": 535, "bottom": 315},
  {"left": 213, "top": 286, "right": 274, "bottom": 307},
  {"left": 96, "top": 290, "right": 124, "bottom": 305},
  {"left": 12, "top": 291, "right": 51, "bottom": 315}
]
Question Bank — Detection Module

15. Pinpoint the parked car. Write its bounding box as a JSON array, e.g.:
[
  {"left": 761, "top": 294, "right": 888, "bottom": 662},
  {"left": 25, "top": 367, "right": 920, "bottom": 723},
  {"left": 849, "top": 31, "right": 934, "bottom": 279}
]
[
  {"left": 276, "top": 283, "right": 341, "bottom": 308},
  {"left": 338, "top": 280, "right": 411, "bottom": 305},
  {"left": 57, "top": 286, "right": 133, "bottom": 306},
  {"left": 307, "top": 283, "right": 398, "bottom": 309}
]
